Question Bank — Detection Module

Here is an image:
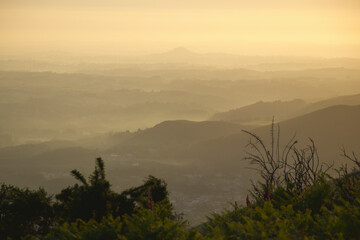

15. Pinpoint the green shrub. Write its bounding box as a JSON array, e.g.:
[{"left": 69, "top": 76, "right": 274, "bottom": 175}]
[{"left": 0, "top": 184, "right": 53, "bottom": 240}]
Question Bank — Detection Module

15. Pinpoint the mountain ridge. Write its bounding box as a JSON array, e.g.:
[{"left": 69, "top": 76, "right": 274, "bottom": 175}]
[
  {"left": 188, "top": 105, "right": 360, "bottom": 170},
  {"left": 210, "top": 93, "right": 360, "bottom": 124}
]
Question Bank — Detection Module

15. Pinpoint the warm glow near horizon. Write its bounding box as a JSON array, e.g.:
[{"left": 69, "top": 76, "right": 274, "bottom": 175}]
[{"left": 1, "top": 0, "right": 359, "bottom": 58}]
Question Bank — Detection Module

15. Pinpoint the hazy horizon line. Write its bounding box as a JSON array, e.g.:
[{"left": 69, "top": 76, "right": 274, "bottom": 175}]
[{"left": 2, "top": 46, "right": 360, "bottom": 61}]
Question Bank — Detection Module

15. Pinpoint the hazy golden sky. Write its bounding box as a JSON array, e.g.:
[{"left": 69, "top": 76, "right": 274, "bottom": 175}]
[{"left": 1, "top": 0, "right": 359, "bottom": 57}]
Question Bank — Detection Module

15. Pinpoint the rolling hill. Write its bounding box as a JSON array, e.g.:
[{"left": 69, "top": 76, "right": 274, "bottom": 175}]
[
  {"left": 295, "top": 93, "right": 360, "bottom": 117},
  {"left": 210, "top": 93, "right": 360, "bottom": 124},
  {"left": 1, "top": 105, "right": 359, "bottom": 224},
  {"left": 122, "top": 120, "right": 247, "bottom": 146},
  {"left": 210, "top": 99, "right": 307, "bottom": 124},
  {"left": 190, "top": 105, "right": 360, "bottom": 171},
  {"left": 108, "top": 120, "right": 250, "bottom": 160}
]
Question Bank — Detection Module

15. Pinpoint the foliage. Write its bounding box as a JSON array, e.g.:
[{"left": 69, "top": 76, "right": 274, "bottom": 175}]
[
  {"left": 25, "top": 171, "right": 360, "bottom": 240},
  {"left": 243, "top": 122, "right": 333, "bottom": 204},
  {"left": 0, "top": 184, "right": 53, "bottom": 240},
  {"left": 37, "top": 216, "right": 125, "bottom": 240},
  {"left": 54, "top": 157, "right": 116, "bottom": 222},
  {"left": 0, "top": 158, "right": 170, "bottom": 239},
  {"left": 30, "top": 202, "right": 195, "bottom": 240},
  {"left": 2, "top": 136, "right": 360, "bottom": 240},
  {"left": 118, "top": 175, "right": 171, "bottom": 216},
  {"left": 199, "top": 126, "right": 360, "bottom": 240},
  {"left": 123, "top": 203, "right": 187, "bottom": 240},
  {"left": 202, "top": 171, "right": 360, "bottom": 239},
  {"left": 54, "top": 158, "right": 170, "bottom": 222}
]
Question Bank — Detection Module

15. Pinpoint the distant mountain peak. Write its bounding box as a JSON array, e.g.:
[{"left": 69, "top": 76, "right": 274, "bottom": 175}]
[{"left": 165, "top": 47, "right": 197, "bottom": 56}]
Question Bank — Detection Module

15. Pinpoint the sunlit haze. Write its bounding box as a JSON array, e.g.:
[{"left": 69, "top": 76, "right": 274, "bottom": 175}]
[
  {"left": 1, "top": 1, "right": 360, "bottom": 235},
  {"left": 1, "top": 0, "right": 360, "bottom": 58}
]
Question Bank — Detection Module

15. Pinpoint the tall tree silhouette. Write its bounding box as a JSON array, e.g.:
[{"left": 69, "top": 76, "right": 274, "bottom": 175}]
[
  {"left": 55, "top": 157, "right": 171, "bottom": 222},
  {"left": 55, "top": 157, "right": 114, "bottom": 221}
]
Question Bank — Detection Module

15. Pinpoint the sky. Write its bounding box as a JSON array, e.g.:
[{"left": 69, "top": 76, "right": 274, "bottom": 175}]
[{"left": 1, "top": 0, "right": 359, "bottom": 58}]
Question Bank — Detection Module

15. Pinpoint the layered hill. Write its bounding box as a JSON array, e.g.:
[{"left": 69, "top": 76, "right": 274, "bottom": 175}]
[
  {"left": 295, "top": 93, "right": 360, "bottom": 117},
  {"left": 210, "top": 99, "right": 307, "bottom": 124},
  {"left": 1, "top": 105, "right": 360, "bottom": 224},
  {"left": 4, "top": 104, "right": 359, "bottom": 173},
  {"left": 191, "top": 105, "right": 360, "bottom": 170},
  {"left": 123, "top": 120, "right": 246, "bottom": 145},
  {"left": 210, "top": 93, "right": 360, "bottom": 124},
  {"left": 108, "top": 120, "right": 249, "bottom": 160}
]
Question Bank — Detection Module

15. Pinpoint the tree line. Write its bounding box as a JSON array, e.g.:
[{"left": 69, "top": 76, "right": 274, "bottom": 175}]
[
  {"left": 0, "top": 158, "right": 171, "bottom": 240},
  {"left": 1, "top": 126, "right": 360, "bottom": 239}
]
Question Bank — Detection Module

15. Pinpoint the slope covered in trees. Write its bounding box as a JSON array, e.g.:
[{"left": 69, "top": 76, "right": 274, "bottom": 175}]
[
  {"left": 1, "top": 131, "right": 360, "bottom": 240},
  {"left": 1, "top": 105, "right": 360, "bottom": 224},
  {"left": 0, "top": 158, "right": 171, "bottom": 240}
]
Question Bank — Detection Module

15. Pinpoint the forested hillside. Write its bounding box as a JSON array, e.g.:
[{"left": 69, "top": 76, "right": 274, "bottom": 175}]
[
  {"left": 1, "top": 104, "right": 360, "bottom": 224},
  {"left": 2, "top": 0, "right": 360, "bottom": 238},
  {"left": 1, "top": 134, "right": 359, "bottom": 240}
]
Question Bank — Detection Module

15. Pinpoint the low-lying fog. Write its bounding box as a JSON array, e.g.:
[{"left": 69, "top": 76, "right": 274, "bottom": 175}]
[{"left": 1, "top": 49, "right": 360, "bottom": 223}]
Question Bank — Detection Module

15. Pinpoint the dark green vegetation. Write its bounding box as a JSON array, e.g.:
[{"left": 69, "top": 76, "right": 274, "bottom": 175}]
[
  {"left": 1, "top": 68, "right": 360, "bottom": 225},
  {"left": 1, "top": 104, "right": 360, "bottom": 224},
  {"left": 1, "top": 158, "right": 170, "bottom": 240},
  {"left": 1, "top": 132, "right": 360, "bottom": 240}
]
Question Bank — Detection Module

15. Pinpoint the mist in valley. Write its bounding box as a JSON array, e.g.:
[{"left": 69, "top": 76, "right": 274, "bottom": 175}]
[{"left": 1, "top": 0, "right": 360, "bottom": 226}]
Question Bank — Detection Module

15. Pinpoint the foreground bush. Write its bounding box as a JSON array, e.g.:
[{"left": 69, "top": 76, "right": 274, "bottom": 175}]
[
  {"left": 55, "top": 158, "right": 170, "bottom": 222},
  {"left": 22, "top": 170, "right": 360, "bottom": 240},
  {"left": 4, "top": 166, "right": 360, "bottom": 240},
  {"left": 2, "top": 130, "right": 360, "bottom": 239},
  {"left": 0, "top": 158, "right": 171, "bottom": 240},
  {"left": 201, "top": 171, "right": 360, "bottom": 240},
  {"left": 198, "top": 126, "right": 360, "bottom": 240},
  {"left": 29, "top": 203, "right": 198, "bottom": 240},
  {"left": 0, "top": 184, "right": 53, "bottom": 240}
]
